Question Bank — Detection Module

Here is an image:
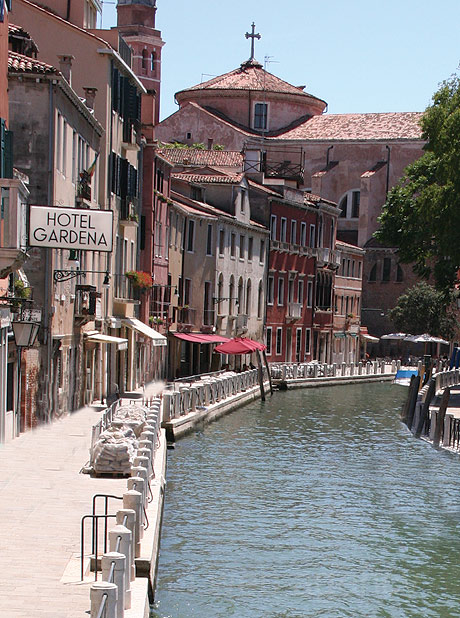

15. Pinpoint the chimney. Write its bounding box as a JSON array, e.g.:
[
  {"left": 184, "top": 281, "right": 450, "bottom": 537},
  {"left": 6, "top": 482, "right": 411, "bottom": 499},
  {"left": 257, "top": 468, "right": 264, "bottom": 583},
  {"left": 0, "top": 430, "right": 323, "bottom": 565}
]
[
  {"left": 83, "top": 87, "right": 98, "bottom": 110},
  {"left": 207, "top": 138, "right": 214, "bottom": 151},
  {"left": 57, "top": 54, "right": 75, "bottom": 86}
]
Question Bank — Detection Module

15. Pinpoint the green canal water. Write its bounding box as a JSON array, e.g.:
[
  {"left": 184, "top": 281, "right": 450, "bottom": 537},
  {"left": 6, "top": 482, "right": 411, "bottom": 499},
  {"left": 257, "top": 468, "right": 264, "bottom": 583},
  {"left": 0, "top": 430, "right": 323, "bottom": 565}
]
[{"left": 152, "top": 383, "right": 460, "bottom": 617}]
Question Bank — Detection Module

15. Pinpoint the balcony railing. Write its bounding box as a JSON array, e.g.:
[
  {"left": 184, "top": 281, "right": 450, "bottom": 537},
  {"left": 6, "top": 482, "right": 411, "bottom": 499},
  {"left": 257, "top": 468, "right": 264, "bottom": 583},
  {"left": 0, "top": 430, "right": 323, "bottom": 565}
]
[
  {"left": 263, "top": 160, "right": 304, "bottom": 181},
  {"left": 176, "top": 307, "right": 196, "bottom": 330},
  {"left": 202, "top": 308, "right": 215, "bottom": 326},
  {"left": 113, "top": 273, "right": 138, "bottom": 301},
  {"left": 236, "top": 314, "right": 248, "bottom": 331},
  {"left": 287, "top": 302, "right": 303, "bottom": 320}
]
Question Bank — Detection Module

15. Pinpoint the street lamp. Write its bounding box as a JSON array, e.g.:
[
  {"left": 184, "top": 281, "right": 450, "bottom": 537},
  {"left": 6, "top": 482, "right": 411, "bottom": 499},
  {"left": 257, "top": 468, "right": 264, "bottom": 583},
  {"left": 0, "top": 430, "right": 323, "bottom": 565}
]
[{"left": 12, "top": 321, "right": 40, "bottom": 435}]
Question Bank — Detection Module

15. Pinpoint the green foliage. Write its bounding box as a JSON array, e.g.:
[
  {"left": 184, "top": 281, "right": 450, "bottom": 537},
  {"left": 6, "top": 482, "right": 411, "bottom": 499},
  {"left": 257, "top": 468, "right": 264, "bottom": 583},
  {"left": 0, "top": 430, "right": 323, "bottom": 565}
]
[
  {"left": 376, "top": 74, "right": 460, "bottom": 293},
  {"left": 388, "top": 282, "right": 457, "bottom": 339},
  {"left": 158, "top": 141, "right": 226, "bottom": 151},
  {"left": 14, "top": 280, "right": 31, "bottom": 299}
]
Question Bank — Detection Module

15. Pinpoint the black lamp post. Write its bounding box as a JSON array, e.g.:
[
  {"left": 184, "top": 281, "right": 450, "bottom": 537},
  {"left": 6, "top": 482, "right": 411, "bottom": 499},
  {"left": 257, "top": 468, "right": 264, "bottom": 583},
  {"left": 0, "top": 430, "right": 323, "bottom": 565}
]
[{"left": 12, "top": 321, "right": 40, "bottom": 435}]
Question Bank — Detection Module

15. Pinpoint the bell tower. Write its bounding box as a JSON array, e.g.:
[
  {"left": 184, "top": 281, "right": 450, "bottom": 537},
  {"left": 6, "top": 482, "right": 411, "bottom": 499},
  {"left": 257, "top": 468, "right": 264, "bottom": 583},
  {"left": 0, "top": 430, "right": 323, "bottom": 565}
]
[{"left": 116, "top": 0, "right": 164, "bottom": 124}]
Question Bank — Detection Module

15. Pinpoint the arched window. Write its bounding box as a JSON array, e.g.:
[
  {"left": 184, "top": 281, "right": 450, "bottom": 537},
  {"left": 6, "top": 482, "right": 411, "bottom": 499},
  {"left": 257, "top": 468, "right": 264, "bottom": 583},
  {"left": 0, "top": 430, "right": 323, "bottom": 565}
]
[
  {"left": 217, "top": 273, "right": 224, "bottom": 314},
  {"left": 318, "top": 215, "right": 323, "bottom": 248},
  {"left": 396, "top": 264, "right": 403, "bottom": 282},
  {"left": 150, "top": 51, "right": 155, "bottom": 72},
  {"left": 257, "top": 281, "right": 263, "bottom": 319},
  {"left": 330, "top": 220, "right": 335, "bottom": 248},
  {"left": 338, "top": 190, "right": 360, "bottom": 219},
  {"left": 237, "top": 277, "right": 244, "bottom": 314},
  {"left": 246, "top": 279, "right": 252, "bottom": 316},
  {"left": 142, "top": 49, "right": 148, "bottom": 69},
  {"left": 229, "top": 276, "right": 234, "bottom": 316}
]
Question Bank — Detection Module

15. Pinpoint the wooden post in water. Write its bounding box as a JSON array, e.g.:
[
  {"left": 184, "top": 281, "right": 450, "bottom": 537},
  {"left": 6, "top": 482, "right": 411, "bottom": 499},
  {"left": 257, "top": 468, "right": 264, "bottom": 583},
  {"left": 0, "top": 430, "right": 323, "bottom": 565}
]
[
  {"left": 415, "top": 378, "right": 436, "bottom": 438},
  {"left": 406, "top": 374, "right": 421, "bottom": 430},
  {"left": 256, "top": 350, "right": 266, "bottom": 402},
  {"left": 401, "top": 375, "right": 416, "bottom": 424},
  {"left": 433, "top": 387, "right": 450, "bottom": 447},
  {"left": 262, "top": 350, "right": 273, "bottom": 395}
]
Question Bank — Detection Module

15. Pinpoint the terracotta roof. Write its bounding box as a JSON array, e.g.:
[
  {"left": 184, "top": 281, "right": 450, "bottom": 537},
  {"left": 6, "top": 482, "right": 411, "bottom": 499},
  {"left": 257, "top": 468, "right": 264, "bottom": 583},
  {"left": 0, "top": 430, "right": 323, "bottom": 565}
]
[
  {"left": 361, "top": 161, "right": 387, "bottom": 178},
  {"left": 9, "top": 23, "right": 29, "bottom": 35},
  {"left": 8, "top": 51, "right": 58, "bottom": 75},
  {"left": 176, "top": 61, "right": 326, "bottom": 107},
  {"left": 172, "top": 172, "right": 244, "bottom": 184},
  {"left": 157, "top": 149, "right": 243, "bottom": 168},
  {"left": 173, "top": 202, "right": 217, "bottom": 219},
  {"left": 336, "top": 240, "right": 365, "bottom": 253},
  {"left": 280, "top": 112, "right": 424, "bottom": 141}
]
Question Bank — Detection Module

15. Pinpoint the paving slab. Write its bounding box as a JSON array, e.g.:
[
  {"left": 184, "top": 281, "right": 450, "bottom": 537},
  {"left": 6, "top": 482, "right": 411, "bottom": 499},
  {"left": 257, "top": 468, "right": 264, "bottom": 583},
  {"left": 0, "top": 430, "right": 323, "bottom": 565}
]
[{"left": 0, "top": 382, "right": 163, "bottom": 617}]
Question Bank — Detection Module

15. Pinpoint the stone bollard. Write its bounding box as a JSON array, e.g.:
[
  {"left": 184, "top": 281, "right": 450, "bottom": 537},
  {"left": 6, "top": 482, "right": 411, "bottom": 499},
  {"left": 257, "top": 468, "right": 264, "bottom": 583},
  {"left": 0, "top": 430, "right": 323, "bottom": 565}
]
[
  {"left": 293, "top": 365, "right": 298, "bottom": 379},
  {"left": 140, "top": 431, "right": 155, "bottom": 447},
  {"left": 128, "top": 477, "right": 146, "bottom": 512},
  {"left": 341, "top": 362, "right": 346, "bottom": 377},
  {"left": 358, "top": 361, "right": 362, "bottom": 375},
  {"left": 281, "top": 365, "right": 287, "bottom": 381},
  {"left": 350, "top": 363, "right": 355, "bottom": 376},
  {"left": 190, "top": 386, "right": 198, "bottom": 410},
  {"left": 139, "top": 441, "right": 153, "bottom": 463},
  {"left": 397, "top": 360, "right": 401, "bottom": 371},
  {"left": 90, "top": 581, "right": 117, "bottom": 618},
  {"left": 133, "top": 455, "right": 151, "bottom": 479},
  {"left": 137, "top": 448, "right": 152, "bottom": 476},
  {"left": 332, "top": 363, "right": 337, "bottom": 377},
  {"left": 123, "top": 490, "right": 143, "bottom": 556},
  {"left": 313, "top": 364, "right": 319, "bottom": 378},
  {"left": 443, "top": 414, "right": 453, "bottom": 447},
  {"left": 101, "top": 552, "right": 126, "bottom": 617},
  {"left": 162, "top": 392, "right": 172, "bottom": 422},
  {"left": 116, "top": 509, "right": 136, "bottom": 583}
]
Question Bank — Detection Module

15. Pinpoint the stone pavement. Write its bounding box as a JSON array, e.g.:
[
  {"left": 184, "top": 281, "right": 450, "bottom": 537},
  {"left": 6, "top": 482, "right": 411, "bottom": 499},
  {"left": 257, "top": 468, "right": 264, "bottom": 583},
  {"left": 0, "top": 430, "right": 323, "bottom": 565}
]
[
  {"left": 0, "top": 382, "right": 164, "bottom": 618},
  {"left": 431, "top": 385, "right": 460, "bottom": 420}
]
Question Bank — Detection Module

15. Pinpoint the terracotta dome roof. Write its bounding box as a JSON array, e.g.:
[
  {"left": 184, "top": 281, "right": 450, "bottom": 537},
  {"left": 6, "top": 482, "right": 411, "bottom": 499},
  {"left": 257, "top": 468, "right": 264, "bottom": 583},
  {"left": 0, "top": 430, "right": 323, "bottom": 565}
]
[{"left": 176, "top": 59, "right": 326, "bottom": 109}]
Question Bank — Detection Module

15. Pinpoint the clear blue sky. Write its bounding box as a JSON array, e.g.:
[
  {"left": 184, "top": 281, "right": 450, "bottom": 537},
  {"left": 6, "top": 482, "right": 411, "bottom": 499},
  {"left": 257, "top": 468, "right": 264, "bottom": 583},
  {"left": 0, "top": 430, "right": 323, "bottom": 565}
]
[{"left": 101, "top": 0, "right": 460, "bottom": 121}]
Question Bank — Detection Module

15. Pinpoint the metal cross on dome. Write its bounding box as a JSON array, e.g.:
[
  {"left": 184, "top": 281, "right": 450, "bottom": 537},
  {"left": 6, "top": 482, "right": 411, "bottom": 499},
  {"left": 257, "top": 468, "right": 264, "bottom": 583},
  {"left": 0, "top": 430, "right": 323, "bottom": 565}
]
[{"left": 245, "top": 23, "right": 261, "bottom": 61}]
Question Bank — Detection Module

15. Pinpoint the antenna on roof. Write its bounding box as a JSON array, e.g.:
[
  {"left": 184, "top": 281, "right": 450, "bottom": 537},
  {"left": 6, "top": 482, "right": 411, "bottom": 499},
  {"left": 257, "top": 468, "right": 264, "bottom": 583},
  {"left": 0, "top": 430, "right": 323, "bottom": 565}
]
[{"left": 264, "top": 55, "right": 279, "bottom": 70}]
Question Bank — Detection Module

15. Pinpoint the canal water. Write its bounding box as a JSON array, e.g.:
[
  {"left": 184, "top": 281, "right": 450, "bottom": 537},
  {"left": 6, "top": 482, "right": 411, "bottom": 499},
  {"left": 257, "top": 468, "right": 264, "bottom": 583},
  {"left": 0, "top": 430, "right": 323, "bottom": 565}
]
[{"left": 152, "top": 383, "right": 460, "bottom": 618}]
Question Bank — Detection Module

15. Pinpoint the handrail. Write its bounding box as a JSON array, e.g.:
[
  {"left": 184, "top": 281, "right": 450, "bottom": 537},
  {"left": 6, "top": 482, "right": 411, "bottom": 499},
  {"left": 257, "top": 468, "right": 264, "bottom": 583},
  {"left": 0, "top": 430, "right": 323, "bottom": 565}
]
[
  {"left": 95, "top": 594, "right": 107, "bottom": 618},
  {"left": 80, "top": 514, "right": 116, "bottom": 581}
]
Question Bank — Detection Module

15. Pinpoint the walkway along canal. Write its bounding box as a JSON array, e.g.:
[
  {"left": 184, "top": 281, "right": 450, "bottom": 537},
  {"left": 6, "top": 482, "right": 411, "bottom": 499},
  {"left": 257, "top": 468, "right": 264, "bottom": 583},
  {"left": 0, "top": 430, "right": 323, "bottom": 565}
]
[{"left": 152, "top": 382, "right": 460, "bottom": 618}]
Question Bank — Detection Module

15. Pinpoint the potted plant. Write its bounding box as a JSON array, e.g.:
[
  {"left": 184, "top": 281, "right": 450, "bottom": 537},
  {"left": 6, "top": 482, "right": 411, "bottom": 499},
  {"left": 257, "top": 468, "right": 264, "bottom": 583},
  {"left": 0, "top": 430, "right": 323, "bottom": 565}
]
[{"left": 125, "top": 271, "right": 153, "bottom": 290}]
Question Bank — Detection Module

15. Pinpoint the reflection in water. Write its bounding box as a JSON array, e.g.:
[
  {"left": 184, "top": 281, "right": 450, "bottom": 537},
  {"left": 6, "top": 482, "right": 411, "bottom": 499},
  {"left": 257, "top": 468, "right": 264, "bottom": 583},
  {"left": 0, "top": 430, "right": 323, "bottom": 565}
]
[{"left": 152, "top": 383, "right": 460, "bottom": 618}]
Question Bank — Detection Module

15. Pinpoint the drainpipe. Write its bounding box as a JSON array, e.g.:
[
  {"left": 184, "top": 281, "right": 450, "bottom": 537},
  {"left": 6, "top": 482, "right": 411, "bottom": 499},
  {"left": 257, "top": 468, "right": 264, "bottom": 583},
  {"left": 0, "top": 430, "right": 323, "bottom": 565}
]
[
  {"left": 66, "top": 0, "right": 71, "bottom": 21},
  {"left": 326, "top": 145, "right": 333, "bottom": 168},
  {"left": 385, "top": 145, "right": 391, "bottom": 196},
  {"left": 44, "top": 79, "right": 55, "bottom": 422}
]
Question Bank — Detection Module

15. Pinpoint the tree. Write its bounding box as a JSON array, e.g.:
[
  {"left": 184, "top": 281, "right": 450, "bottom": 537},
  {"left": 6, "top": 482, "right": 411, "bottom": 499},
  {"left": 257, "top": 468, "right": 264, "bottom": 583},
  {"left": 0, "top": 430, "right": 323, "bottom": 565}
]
[
  {"left": 376, "top": 74, "right": 460, "bottom": 294},
  {"left": 388, "top": 282, "right": 457, "bottom": 340}
]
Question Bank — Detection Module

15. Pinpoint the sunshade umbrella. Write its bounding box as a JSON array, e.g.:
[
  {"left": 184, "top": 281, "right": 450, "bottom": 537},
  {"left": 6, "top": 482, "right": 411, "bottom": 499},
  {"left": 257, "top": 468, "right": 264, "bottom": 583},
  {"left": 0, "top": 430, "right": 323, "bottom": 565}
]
[
  {"left": 381, "top": 333, "right": 411, "bottom": 340},
  {"left": 214, "top": 337, "right": 266, "bottom": 355},
  {"left": 404, "top": 333, "right": 449, "bottom": 345}
]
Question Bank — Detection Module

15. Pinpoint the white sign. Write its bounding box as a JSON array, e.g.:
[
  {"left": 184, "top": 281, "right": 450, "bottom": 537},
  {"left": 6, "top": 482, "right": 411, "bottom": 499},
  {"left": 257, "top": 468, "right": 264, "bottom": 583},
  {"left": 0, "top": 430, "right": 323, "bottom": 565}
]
[
  {"left": 29, "top": 206, "right": 113, "bottom": 252},
  {"left": 21, "top": 309, "right": 42, "bottom": 323}
]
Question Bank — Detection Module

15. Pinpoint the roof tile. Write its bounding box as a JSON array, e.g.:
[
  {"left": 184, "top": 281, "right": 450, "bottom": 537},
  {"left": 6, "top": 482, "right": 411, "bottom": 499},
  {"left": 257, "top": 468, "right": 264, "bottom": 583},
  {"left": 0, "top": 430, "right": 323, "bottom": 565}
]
[
  {"left": 8, "top": 51, "right": 58, "bottom": 75},
  {"left": 158, "top": 149, "right": 243, "bottom": 168}
]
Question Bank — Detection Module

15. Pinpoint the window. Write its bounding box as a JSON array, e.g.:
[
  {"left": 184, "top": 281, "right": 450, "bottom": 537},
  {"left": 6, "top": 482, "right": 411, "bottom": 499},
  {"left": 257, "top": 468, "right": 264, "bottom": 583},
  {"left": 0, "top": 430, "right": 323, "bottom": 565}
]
[
  {"left": 72, "top": 130, "right": 77, "bottom": 183},
  {"left": 254, "top": 102, "right": 268, "bottom": 130},
  {"left": 396, "top": 264, "right": 403, "bottom": 282},
  {"left": 229, "top": 276, "right": 235, "bottom": 315},
  {"left": 339, "top": 190, "right": 361, "bottom": 219},
  {"left": 307, "top": 280, "right": 313, "bottom": 308},
  {"left": 219, "top": 229, "right": 225, "bottom": 256},
  {"left": 382, "top": 258, "right": 391, "bottom": 282},
  {"left": 204, "top": 281, "right": 212, "bottom": 325},
  {"left": 267, "top": 276, "right": 274, "bottom": 305},
  {"left": 206, "top": 224, "right": 213, "bottom": 256},
  {"left": 369, "top": 263, "right": 377, "bottom": 282},
  {"left": 280, "top": 218, "right": 287, "bottom": 242},
  {"left": 150, "top": 52, "right": 155, "bottom": 72},
  {"left": 309, "top": 224, "right": 316, "bottom": 248},
  {"left": 241, "top": 188, "right": 246, "bottom": 213},
  {"left": 266, "top": 327, "right": 272, "bottom": 355},
  {"left": 300, "top": 222, "right": 307, "bottom": 246},
  {"left": 142, "top": 49, "right": 148, "bottom": 69},
  {"left": 290, "top": 220, "right": 297, "bottom": 244},
  {"left": 260, "top": 239, "right": 265, "bottom": 263},
  {"left": 257, "top": 281, "right": 263, "bottom": 318},
  {"left": 288, "top": 278, "right": 294, "bottom": 303},
  {"left": 187, "top": 219, "right": 195, "bottom": 252},
  {"left": 270, "top": 215, "right": 277, "bottom": 241},
  {"left": 245, "top": 280, "right": 251, "bottom": 316},
  {"left": 56, "top": 113, "right": 62, "bottom": 172},
  {"left": 184, "top": 278, "right": 191, "bottom": 306},
  {"left": 296, "top": 328, "right": 302, "bottom": 362},
  {"left": 248, "top": 237, "right": 253, "bottom": 261},
  {"left": 62, "top": 120, "right": 67, "bottom": 176},
  {"left": 298, "top": 279, "right": 304, "bottom": 304},
  {"left": 305, "top": 328, "right": 311, "bottom": 355},
  {"left": 277, "top": 278, "right": 284, "bottom": 306},
  {"left": 358, "top": 262, "right": 362, "bottom": 279},
  {"left": 276, "top": 327, "right": 282, "bottom": 355},
  {"left": 239, "top": 235, "right": 245, "bottom": 260},
  {"left": 230, "top": 233, "right": 236, "bottom": 258}
]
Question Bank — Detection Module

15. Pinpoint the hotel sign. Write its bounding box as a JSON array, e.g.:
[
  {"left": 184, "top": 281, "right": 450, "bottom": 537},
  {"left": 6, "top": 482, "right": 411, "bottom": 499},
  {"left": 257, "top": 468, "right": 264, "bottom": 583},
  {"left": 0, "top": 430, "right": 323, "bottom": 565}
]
[{"left": 29, "top": 206, "right": 113, "bottom": 252}]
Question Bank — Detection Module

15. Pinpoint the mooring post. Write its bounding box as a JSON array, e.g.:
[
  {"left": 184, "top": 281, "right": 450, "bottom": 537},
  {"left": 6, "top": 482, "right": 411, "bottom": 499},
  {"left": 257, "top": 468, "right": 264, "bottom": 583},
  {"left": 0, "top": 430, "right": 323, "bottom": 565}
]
[{"left": 433, "top": 387, "right": 450, "bottom": 447}]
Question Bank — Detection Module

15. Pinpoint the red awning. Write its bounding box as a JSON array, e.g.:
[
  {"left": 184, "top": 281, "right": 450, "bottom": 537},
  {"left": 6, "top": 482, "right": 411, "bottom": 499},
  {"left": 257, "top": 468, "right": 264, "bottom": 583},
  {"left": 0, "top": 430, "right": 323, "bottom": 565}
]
[
  {"left": 214, "top": 337, "right": 266, "bottom": 355},
  {"left": 173, "top": 333, "right": 230, "bottom": 344}
]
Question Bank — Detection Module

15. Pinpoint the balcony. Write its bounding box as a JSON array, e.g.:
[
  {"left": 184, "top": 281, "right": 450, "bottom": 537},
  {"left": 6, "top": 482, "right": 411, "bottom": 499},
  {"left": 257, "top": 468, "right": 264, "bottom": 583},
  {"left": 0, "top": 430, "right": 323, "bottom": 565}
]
[
  {"left": 263, "top": 159, "right": 304, "bottom": 182},
  {"left": 74, "top": 285, "right": 101, "bottom": 320},
  {"left": 119, "top": 197, "right": 139, "bottom": 227},
  {"left": 113, "top": 274, "right": 138, "bottom": 303},
  {"left": 313, "top": 247, "right": 340, "bottom": 269},
  {"left": 286, "top": 302, "right": 303, "bottom": 321},
  {"left": 177, "top": 306, "right": 196, "bottom": 332}
]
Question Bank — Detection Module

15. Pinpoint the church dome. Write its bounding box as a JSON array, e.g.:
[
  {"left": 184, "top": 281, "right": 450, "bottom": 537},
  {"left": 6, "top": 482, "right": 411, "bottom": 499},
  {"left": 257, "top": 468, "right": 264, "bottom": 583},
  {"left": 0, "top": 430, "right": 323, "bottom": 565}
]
[{"left": 175, "top": 59, "right": 327, "bottom": 134}]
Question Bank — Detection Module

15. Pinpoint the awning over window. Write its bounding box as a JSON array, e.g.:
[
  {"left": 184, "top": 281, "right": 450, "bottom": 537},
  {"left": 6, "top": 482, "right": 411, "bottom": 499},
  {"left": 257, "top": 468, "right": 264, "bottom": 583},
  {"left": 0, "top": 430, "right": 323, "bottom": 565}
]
[
  {"left": 361, "top": 333, "right": 379, "bottom": 342},
  {"left": 333, "top": 332, "right": 346, "bottom": 338},
  {"left": 173, "top": 333, "right": 230, "bottom": 344},
  {"left": 122, "top": 317, "right": 167, "bottom": 346},
  {"left": 86, "top": 332, "right": 128, "bottom": 350}
]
